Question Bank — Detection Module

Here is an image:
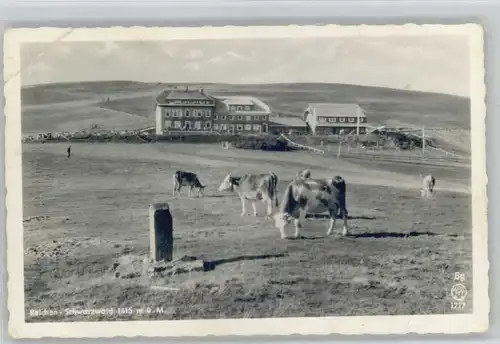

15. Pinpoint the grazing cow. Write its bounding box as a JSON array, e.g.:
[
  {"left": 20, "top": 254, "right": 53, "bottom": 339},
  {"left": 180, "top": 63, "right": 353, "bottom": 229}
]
[
  {"left": 421, "top": 174, "right": 436, "bottom": 198},
  {"left": 273, "top": 176, "right": 348, "bottom": 239},
  {"left": 173, "top": 171, "right": 206, "bottom": 197},
  {"left": 295, "top": 168, "right": 311, "bottom": 180},
  {"left": 218, "top": 172, "right": 279, "bottom": 218}
]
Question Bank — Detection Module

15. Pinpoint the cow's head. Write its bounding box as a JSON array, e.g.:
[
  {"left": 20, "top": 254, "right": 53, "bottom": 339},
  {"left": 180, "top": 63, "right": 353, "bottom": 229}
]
[
  {"left": 273, "top": 212, "right": 292, "bottom": 230},
  {"left": 218, "top": 174, "right": 240, "bottom": 192}
]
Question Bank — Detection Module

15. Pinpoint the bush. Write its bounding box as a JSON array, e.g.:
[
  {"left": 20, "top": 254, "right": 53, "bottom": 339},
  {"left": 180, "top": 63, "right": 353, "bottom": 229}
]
[{"left": 232, "top": 135, "right": 294, "bottom": 151}]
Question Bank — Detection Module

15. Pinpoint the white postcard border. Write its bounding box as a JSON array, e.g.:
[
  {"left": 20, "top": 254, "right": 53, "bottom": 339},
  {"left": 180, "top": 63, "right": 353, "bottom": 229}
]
[{"left": 3, "top": 24, "right": 489, "bottom": 338}]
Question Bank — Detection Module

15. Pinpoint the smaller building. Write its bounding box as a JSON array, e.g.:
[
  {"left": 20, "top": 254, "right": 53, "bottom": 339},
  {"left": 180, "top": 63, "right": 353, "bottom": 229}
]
[
  {"left": 268, "top": 115, "right": 309, "bottom": 135},
  {"left": 213, "top": 96, "right": 271, "bottom": 134},
  {"left": 304, "top": 103, "right": 367, "bottom": 136}
]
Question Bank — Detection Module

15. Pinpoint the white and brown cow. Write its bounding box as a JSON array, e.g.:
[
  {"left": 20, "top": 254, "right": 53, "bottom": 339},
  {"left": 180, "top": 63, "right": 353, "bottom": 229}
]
[
  {"left": 273, "top": 176, "right": 348, "bottom": 239},
  {"left": 218, "top": 172, "right": 279, "bottom": 218},
  {"left": 421, "top": 174, "right": 436, "bottom": 198},
  {"left": 172, "top": 170, "right": 206, "bottom": 197}
]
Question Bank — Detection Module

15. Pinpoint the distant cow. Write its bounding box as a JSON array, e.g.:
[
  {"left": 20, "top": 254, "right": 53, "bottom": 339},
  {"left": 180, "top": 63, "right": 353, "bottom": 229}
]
[
  {"left": 295, "top": 168, "right": 311, "bottom": 181},
  {"left": 218, "top": 172, "right": 279, "bottom": 218},
  {"left": 273, "top": 176, "right": 348, "bottom": 239},
  {"left": 421, "top": 174, "right": 436, "bottom": 198},
  {"left": 173, "top": 171, "right": 206, "bottom": 197}
]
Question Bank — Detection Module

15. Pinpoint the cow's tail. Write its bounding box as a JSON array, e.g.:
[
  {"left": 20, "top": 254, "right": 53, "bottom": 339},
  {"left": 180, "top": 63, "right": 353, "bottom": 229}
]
[{"left": 268, "top": 172, "right": 279, "bottom": 207}]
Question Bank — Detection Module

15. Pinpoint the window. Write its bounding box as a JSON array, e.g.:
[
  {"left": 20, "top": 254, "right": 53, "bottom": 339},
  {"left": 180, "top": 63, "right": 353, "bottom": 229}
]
[
  {"left": 245, "top": 106, "right": 251, "bottom": 111},
  {"left": 237, "top": 115, "right": 243, "bottom": 120},
  {"left": 339, "top": 117, "right": 345, "bottom": 123},
  {"left": 348, "top": 117, "right": 355, "bottom": 123},
  {"left": 230, "top": 124, "right": 235, "bottom": 130},
  {"left": 244, "top": 124, "right": 252, "bottom": 131},
  {"left": 194, "top": 121, "right": 201, "bottom": 129},
  {"left": 221, "top": 115, "right": 227, "bottom": 120},
  {"left": 237, "top": 106, "right": 243, "bottom": 111},
  {"left": 228, "top": 115, "right": 234, "bottom": 120},
  {"left": 329, "top": 118, "right": 334, "bottom": 122},
  {"left": 221, "top": 124, "right": 227, "bottom": 130},
  {"left": 174, "top": 121, "right": 182, "bottom": 128},
  {"left": 164, "top": 111, "right": 170, "bottom": 117},
  {"left": 171, "top": 110, "right": 178, "bottom": 117},
  {"left": 185, "top": 110, "right": 190, "bottom": 117},
  {"left": 205, "top": 111, "right": 211, "bottom": 118},
  {"left": 332, "top": 117, "right": 337, "bottom": 122},
  {"left": 253, "top": 124, "right": 261, "bottom": 131},
  {"left": 230, "top": 106, "right": 236, "bottom": 111},
  {"left": 214, "top": 114, "right": 218, "bottom": 119},
  {"left": 362, "top": 118, "right": 366, "bottom": 123},
  {"left": 236, "top": 124, "right": 243, "bottom": 131},
  {"left": 205, "top": 121, "right": 211, "bottom": 129},
  {"left": 246, "top": 115, "right": 252, "bottom": 121},
  {"left": 165, "top": 120, "right": 172, "bottom": 128},
  {"left": 213, "top": 123, "right": 219, "bottom": 130}
]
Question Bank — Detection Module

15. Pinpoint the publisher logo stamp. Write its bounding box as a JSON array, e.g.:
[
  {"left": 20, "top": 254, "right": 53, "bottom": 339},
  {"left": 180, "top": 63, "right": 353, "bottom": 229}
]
[{"left": 450, "top": 283, "right": 468, "bottom": 302}]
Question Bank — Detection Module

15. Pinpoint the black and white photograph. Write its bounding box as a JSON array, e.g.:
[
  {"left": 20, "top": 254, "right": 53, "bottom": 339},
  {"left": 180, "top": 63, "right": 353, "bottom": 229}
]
[{"left": 4, "top": 25, "right": 488, "bottom": 338}]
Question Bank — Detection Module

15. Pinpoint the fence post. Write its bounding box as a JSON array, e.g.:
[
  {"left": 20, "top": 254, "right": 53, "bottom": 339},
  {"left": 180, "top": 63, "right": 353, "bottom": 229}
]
[{"left": 149, "top": 203, "right": 174, "bottom": 262}]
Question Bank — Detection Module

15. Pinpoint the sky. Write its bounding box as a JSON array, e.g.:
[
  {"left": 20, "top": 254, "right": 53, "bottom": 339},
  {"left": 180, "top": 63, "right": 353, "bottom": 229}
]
[{"left": 21, "top": 36, "right": 470, "bottom": 97}]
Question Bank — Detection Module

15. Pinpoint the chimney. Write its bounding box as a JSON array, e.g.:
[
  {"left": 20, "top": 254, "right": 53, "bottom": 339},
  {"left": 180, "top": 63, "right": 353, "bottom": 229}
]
[
  {"left": 199, "top": 87, "right": 204, "bottom": 94},
  {"left": 185, "top": 86, "right": 188, "bottom": 92}
]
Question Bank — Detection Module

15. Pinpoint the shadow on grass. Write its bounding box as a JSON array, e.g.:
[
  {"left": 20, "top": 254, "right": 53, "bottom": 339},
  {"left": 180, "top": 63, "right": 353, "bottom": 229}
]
[
  {"left": 305, "top": 214, "right": 377, "bottom": 220},
  {"left": 286, "top": 235, "right": 325, "bottom": 240},
  {"left": 286, "top": 230, "right": 459, "bottom": 240},
  {"left": 203, "top": 253, "right": 287, "bottom": 271},
  {"left": 346, "top": 231, "right": 455, "bottom": 238}
]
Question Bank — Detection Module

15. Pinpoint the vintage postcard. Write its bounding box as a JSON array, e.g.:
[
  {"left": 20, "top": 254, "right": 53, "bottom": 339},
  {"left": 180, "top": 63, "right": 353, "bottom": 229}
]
[{"left": 4, "top": 24, "right": 488, "bottom": 338}]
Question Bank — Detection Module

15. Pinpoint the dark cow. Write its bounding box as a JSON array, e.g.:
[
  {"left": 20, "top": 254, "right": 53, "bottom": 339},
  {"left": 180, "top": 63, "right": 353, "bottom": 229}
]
[
  {"left": 173, "top": 171, "right": 206, "bottom": 197},
  {"left": 273, "top": 176, "right": 348, "bottom": 239},
  {"left": 218, "top": 172, "right": 279, "bottom": 218}
]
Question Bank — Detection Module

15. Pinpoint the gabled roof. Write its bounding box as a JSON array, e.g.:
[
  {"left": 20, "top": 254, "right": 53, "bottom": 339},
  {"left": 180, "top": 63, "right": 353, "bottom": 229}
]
[
  {"left": 269, "top": 116, "right": 308, "bottom": 127},
  {"left": 307, "top": 103, "right": 366, "bottom": 118},
  {"left": 156, "top": 88, "right": 214, "bottom": 104},
  {"left": 214, "top": 95, "right": 271, "bottom": 115},
  {"left": 221, "top": 97, "right": 254, "bottom": 106}
]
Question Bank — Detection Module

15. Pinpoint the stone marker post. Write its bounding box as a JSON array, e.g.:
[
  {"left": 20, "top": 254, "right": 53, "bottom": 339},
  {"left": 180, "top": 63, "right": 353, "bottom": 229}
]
[{"left": 149, "top": 203, "right": 173, "bottom": 262}]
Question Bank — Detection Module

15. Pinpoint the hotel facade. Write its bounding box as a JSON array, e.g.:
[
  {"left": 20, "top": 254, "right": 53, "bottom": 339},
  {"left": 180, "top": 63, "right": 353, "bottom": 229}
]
[{"left": 155, "top": 87, "right": 271, "bottom": 135}]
